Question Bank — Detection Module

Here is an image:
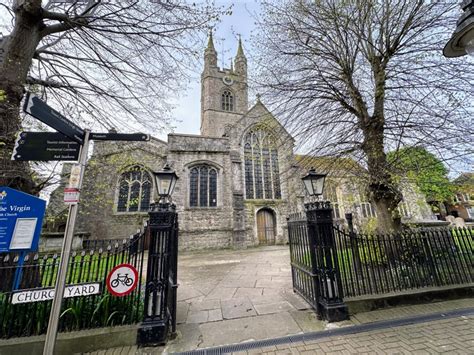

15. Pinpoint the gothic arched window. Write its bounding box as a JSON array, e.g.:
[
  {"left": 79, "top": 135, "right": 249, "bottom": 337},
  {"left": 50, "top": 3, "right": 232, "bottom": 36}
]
[
  {"left": 221, "top": 90, "right": 234, "bottom": 111},
  {"left": 244, "top": 129, "right": 281, "bottom": 200},
  {"left": 189, "top": 165, "right": 218, "bottom": 207},
  {"left": 117, "top": 166, "right": 152, "bottom": 212}
]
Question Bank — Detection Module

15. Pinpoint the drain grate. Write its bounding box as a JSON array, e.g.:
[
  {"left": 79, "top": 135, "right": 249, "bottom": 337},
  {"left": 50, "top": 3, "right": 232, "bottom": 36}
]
[{"left": 172, "top": 307, "right": 474, "bottom": 354}]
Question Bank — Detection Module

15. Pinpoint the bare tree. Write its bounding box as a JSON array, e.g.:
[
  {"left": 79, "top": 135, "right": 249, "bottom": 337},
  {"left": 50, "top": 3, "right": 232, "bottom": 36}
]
[
  {"left": 253, "top": 0, "right": 474, "bottom": 232},
  {"left": 0, "top": 0, "right": 223, "bottom": 194}
]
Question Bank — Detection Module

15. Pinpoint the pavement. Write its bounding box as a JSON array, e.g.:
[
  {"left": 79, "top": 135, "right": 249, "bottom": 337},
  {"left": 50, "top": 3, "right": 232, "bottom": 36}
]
[{"left": 82, "top": 245, "right": 474, "bottom": 354}]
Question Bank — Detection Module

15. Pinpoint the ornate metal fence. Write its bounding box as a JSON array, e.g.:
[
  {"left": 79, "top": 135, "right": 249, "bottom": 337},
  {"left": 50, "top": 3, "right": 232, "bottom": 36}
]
[
  {"left": 0, "top": 232, "right": 146, "bottom": 339},
  {"left": 333, "top": 223, "right": 474, "bottom": 298}
]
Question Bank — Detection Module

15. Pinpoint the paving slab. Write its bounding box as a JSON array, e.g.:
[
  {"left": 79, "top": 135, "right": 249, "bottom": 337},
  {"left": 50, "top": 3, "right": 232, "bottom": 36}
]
[
  {"left": 221, "top": 297, "right": 257, "bottom": 319},
  {"left": 197, "top": 312, "right": 302, "bottom": 348},
  {"left": 188, "top": 299, "right": 221, "bottom": 312},
  {"left": 254, "top": 301, "right": 294, "bottom": 315}
]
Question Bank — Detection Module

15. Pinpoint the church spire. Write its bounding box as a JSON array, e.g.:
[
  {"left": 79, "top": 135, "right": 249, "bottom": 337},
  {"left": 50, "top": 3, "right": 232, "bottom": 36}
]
[
  {"left": 234, "top": 35, "right": 247, "bottom": 76},
  {"left": 236, "top": 35, "right": 245, "bottom": 58},
  {"left": 204, "top": 29, "right": 217, "bottom": 67},
  {"left": 207, "top": 30, "right": 216, "bottom": 51}
]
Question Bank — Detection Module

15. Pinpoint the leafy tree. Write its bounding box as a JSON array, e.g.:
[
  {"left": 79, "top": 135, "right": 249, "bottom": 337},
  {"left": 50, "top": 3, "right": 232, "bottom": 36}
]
[
  {"left": 0, "top": 0, "right": 222, "bottom": 194},
  {"left": 387, "top": 146, "right": 454, "bottom": 203},
  {"left": 253, "top": 0, "right": 473, "bottom": 232}
]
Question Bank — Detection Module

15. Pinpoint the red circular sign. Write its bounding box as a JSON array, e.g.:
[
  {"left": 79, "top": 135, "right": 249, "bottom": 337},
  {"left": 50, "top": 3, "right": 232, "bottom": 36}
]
[{"left": 106, "top": 263, "right": 139, "bottom": 297}]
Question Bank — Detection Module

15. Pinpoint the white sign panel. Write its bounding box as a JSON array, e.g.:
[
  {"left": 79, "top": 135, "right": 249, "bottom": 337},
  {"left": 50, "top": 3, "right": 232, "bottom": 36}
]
[
  {"left": 11, "top": 283, "right": 101, "bottom": 304},
  {"left": 64, "top": 188, "right": 80, "bottom": 204},
  {"left": 9, "top": 218, "right": 37, "bottom": 250},
  {"left": 68, "top": 164, "right": 82, "bottom": 189}
]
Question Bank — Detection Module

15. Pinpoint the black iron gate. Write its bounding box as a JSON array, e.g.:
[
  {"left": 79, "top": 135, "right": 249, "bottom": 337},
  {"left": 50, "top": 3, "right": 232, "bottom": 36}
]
[{"left": 287, "top": 201, "right": 348, "bottom": 322}]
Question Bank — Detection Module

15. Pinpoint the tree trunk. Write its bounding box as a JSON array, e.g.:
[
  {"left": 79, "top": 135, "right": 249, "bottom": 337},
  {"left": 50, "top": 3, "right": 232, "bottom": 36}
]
[
  {"left": 362, "top": 116, "right": 402, "bottom": 233},
  {"left": 0, "top": 0, "right": 43, "bottom": 194}
]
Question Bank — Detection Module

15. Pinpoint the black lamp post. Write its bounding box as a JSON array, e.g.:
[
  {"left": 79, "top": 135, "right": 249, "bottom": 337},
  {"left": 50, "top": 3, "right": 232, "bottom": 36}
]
[
  {"left": 444, "top": 0, "right": 474, "bottom": 57},
  {"left": 137, "top": 164, "right": 179, "bottom": 346},
  {"left": 302, "top": 168, "right": 348, "bottom": 322}
]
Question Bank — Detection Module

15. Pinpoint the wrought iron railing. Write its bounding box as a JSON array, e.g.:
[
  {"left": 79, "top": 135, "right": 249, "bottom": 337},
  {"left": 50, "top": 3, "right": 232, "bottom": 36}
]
[
  {"left": 0, "top": 233, "right": 146, "bottom": 339},
  {"left": 333, "top": 226, "right": 474, "bottom": 298}
]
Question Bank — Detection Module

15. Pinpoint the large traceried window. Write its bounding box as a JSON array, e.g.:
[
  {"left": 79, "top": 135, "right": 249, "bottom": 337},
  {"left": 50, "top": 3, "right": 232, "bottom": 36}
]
[
  {"left": 221, "top": 90, "right": 234, "bottom": 111},
  {"left": 244, "top": 129, "right": 281, "bottom": 200},
  {"left": 117, "top": 166, "right": 152, "bottom": 212},
  {"left": 189, "top": 165, "right": 218, "bottom": 207}
]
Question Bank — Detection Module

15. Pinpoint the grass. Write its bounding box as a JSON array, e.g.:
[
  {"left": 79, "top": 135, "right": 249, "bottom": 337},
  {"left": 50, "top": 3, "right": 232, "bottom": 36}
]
[{"left": 0, "top": 250, "right": 144, "bottom": 339}]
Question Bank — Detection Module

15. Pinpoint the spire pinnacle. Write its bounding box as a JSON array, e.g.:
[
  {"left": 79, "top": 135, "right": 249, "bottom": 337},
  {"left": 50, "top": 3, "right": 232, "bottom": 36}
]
[
  {"left": 236, "top": 34, "right": 245, "bottom": 57},
  {"left": 207, "top": 29, "right": 215, "bottom": 51}
]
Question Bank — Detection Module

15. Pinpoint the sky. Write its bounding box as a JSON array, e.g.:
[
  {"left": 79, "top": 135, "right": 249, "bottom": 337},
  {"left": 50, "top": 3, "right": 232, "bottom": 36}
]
[{"left": 163, "top": 0, "right": 261, "bottom": 141}]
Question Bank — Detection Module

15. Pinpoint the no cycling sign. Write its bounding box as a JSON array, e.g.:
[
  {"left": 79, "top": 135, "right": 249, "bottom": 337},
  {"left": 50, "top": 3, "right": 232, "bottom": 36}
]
[{"left": 106, "top": 263, "right": 139, "bottom": 297}]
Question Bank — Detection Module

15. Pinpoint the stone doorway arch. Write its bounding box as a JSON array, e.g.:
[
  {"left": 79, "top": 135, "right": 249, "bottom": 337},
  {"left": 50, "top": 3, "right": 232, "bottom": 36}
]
[{"left": 256, "top": 208, "right": 276, "bottom": 245}]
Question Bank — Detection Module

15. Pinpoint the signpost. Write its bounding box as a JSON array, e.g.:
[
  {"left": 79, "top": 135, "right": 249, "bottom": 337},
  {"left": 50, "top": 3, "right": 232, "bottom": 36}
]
[
  {"left": 23, "top": 93, "right": 85, "bottom": 144},
  {"left": 16, "top": 92, "right": 149, "bottom": 355},
  {"left": 11, "top": 132, "right": 80, "bottom": 161},
  {"left": 43, "top": 130, "right": 90, "bottom": 355}
]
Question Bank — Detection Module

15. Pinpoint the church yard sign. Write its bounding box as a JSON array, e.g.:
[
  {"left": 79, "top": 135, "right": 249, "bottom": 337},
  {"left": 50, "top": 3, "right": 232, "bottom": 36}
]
[
  {"left": 11, "top": 283, "right": 101, "bottom": 304},
  {"left": 0, "top": 187, "right": 46, "bottom": 253}
]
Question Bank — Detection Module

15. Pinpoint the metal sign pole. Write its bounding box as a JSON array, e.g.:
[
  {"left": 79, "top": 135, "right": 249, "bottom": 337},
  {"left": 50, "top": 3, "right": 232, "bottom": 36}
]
[{"left": 43, "top": 129, "right": 90, "bottom": 355}]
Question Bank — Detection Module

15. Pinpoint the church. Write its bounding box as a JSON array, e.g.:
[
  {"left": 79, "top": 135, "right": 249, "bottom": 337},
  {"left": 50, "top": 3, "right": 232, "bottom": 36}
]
[
  {"left": 46, "top": 35, "right": 433, "bottom": 250},
  {"left": 70, "top": 34, "right": 303, "bottom": 250}
]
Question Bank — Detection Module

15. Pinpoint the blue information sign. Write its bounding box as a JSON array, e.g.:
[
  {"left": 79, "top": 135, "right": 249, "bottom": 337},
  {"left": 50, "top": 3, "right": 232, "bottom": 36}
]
[{"left": 0, "top": 187, "right": 46, "bottom": 252}]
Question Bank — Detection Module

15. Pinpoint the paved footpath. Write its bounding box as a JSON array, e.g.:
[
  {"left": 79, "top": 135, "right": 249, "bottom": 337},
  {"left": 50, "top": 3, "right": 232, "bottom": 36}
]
[{"left": 82, "top": 246, "right": 474, "bottom": 354}]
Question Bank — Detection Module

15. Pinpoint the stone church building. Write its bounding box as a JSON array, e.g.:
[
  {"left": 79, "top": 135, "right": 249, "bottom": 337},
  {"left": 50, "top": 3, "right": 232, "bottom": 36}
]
[
  {"left": 71, "top": 35, "right": 303, "bottom": 250},
  {"left": 46, "top": 35, "right": 433, "bottom": 250}
]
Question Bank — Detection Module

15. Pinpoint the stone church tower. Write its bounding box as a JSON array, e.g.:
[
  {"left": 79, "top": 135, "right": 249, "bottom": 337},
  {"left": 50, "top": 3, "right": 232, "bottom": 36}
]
[{"left": 201, "top": 33, "right": 249, "bottom": 137}]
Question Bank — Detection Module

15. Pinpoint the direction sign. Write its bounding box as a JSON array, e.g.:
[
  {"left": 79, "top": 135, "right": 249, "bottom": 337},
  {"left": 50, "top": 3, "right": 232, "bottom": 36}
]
[
  {"left": 11, "top": 131, "right": 80, "bottom": 161},
  {"left": 0, "top": 187, "right": 46, "bottom": 252},
  {"left": 23, "top": 93, "right": 85, "bottom": 144},
  {"left": 106, "top": 264, "right": 139, "bottom": 297},
  {"left": 90, "top": 132, "right": 150, "bottom": 141}
]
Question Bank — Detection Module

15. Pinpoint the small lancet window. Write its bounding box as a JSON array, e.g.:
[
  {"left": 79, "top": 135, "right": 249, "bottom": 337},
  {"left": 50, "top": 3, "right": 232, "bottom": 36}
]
[{"left": 221, "top": 90, "right": 234, "bottom": 111}]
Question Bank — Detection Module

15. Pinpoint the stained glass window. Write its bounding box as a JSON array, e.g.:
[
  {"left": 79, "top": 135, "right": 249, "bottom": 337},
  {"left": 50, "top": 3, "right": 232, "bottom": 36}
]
[
  {"left": 243, "top": 129, "right": 281, "bottom": 200},
  {"left": 189, "top": 165, "right": 218, "bottom": 207},
  {"left": 117, "top": 166, "right": 152, "bottom": 212},
  {"left": 221, "top": 90, "right": 234, "bottom": 111}
]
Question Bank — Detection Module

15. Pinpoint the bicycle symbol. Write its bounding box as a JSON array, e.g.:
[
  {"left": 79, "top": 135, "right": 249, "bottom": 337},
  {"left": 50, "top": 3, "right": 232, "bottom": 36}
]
[{"left": 110, "top": 273, "right": 133, "bottom": 288}]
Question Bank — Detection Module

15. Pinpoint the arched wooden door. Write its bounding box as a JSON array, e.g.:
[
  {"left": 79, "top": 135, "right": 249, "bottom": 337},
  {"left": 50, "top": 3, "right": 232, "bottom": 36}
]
[{"left": 257, "top": 209, "right": 276, "bottom": 245}]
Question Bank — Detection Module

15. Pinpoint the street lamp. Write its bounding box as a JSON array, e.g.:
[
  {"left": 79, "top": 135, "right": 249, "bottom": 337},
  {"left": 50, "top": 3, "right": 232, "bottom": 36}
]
[
  {"left": 152, "top": 163, "right": 178, "bottom": 203},
  {"left": 444, "top": 0, "right": 474, "bottom": 57},
  {"left": 302, "top": 168, "right": 327, "bottom": 197}
]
